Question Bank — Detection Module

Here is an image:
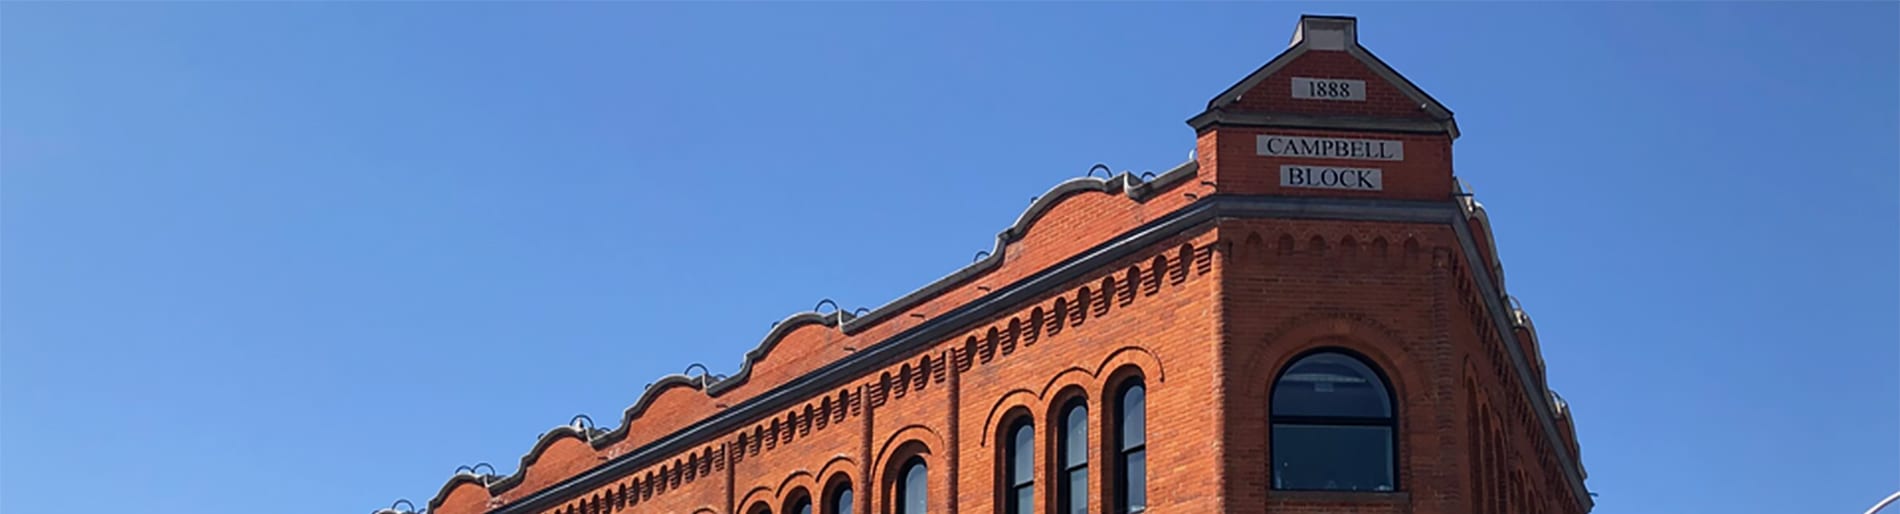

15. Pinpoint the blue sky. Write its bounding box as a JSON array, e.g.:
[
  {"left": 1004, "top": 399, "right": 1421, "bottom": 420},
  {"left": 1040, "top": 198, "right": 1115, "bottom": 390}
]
[{"left": 3, "top": 3, "right": 1895, "bottom": 514}]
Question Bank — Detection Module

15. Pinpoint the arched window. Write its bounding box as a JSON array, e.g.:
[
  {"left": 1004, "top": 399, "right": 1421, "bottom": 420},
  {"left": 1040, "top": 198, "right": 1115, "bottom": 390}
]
[
  {"left": 1003, "top": 419, "right": 1034, "bottom": 514},
  {"left": 827, "top": 482, "right": 853, "bottom": 514},
  {"left": 897, "top": 457, "right": 927, "bottom": 514},
  {"left": 786, "top": 490, "right": 813, "bottom": 514},
  {"left": 1115, "top": 379, "right": 1147, "bottom": 513},
  {"left": 1270, "top": 351, "right": 1396, "bottom": 492},
  {"left": 1057, "top": 400, "right": 1089, "bottom": 514},
  {"left": 747, "top": 502, "right": 773, "bottom": 514}
]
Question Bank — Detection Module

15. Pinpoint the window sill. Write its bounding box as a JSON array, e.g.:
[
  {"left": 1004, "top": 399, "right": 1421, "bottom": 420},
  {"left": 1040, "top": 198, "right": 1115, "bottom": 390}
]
[{"left": 1269, "top": 490, "right": 1410, "bottom": 503}]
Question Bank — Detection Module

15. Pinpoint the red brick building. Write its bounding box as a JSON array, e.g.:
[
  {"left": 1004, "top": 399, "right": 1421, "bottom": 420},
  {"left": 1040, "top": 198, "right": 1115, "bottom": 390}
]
[{"left": 380, "top": 15, "right": 1590, "bottom": 514}]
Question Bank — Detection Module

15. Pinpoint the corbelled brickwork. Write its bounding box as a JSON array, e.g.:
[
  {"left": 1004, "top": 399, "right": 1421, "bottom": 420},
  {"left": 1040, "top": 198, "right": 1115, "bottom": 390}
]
[{"left": 382, "top": 14, "right": 1589, "bottom": 514}]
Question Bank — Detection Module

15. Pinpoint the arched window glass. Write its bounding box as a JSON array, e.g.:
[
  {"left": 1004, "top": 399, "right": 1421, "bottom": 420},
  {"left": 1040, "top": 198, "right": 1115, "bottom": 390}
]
[
  {"left": 898, "top": 458, "right": 927, "bottom": 514},
  {"left": 1270, "top": 351, "right": 1396, "bottom": 492},
  {"left": 828, "top": 484, "right": 853, "bottom": 514},
  {"left": 1115, "top": 380, "right": 1147, "bottom": 513},
  {"left": 788, "top": 494, "right": 812, "bottom": 514},
  {"left": 1004, "top": 420, "right": 1034, "bottom": 514},
  {"left": 1057, "top": 401, "right": 1089, "bottom": 514}
]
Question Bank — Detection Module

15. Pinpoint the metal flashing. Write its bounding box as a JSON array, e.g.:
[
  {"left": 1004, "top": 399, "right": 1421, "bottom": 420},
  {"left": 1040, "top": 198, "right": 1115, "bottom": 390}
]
[{"left": 1186, "top": 109, "right": 1455, "bottom": 135}]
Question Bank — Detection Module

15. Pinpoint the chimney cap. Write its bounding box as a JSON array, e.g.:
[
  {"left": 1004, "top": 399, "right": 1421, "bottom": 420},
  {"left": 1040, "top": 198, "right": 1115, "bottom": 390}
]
[{"left": 1290, "top": 14, "right": 1358, "bottom": 51}]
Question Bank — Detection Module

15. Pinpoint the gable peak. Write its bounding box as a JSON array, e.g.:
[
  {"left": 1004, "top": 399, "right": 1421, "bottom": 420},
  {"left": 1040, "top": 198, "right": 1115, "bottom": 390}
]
[
  {"left": 1289, "top": 14, "right": 1359, "bottom": 51},
  {"left": 1192, "top": 14, "right": 1457, "bottom": 139}
]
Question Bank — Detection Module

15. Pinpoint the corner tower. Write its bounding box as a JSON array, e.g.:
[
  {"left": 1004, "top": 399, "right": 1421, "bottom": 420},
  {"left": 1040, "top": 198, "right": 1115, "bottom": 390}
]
[
  {"left": 1201, "top": 14, "right": 1590, "bottom": 514},
  {"left": 1191, "top": 15, "right": 1457, "bottom": 200}
]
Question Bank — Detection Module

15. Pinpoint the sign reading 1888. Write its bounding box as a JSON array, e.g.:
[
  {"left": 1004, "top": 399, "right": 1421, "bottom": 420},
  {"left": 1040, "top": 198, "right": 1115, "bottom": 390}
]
[
  {"left": 1291, "top": 77, "right": 1366, "bottom": 101},
  {"left": 1256, "top": 134, "right": 1404, "bottom": 161}
]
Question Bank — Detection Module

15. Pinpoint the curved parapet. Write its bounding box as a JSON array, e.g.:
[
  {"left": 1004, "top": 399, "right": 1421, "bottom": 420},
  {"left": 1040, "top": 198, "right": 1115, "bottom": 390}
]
[
  {"left": 1507, "top": 296, "right": 1547, "bottom": 380},
  {"left": 1456, "top": 182, "right": 1507, "bottom": 295},
  {"left": 415, "top": 160, "right": 1203, "bottom": 509},
  {"left": 704, "top": 310, "right": 853, "bottom": 397},
  {"left": 845, "top": 160, "right": 1198, "bottom": 331},
  {"left": 491, "top": 423, "right": 607, "bottom": 490},
  {"left": 601, "top": 375, "right": 719, "bottom": 444},
  {"left": 1004, "top": 165, "right": 1190, "bottom": 241},
  {"left": 425, "top": 469, "right": 499, "bottom": 514},
  {"left": 1548, "top": 389, "right": 1587, "bottom": 480}
]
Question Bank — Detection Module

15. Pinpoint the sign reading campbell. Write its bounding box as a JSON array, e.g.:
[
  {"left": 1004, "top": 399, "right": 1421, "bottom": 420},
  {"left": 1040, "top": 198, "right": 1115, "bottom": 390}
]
[{"left": 1256, "top": 135, "right": 1403, "bottom": 161}]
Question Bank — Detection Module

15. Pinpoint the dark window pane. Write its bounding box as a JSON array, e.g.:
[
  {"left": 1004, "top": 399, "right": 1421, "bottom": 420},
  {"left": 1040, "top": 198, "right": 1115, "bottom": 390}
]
[
  {"left": 901, "top": 460, "right": 928, "bottom": 514},
  {"left": 832, "top": 489, "right": 852, "bottom": 514},
  {"left": 1271, "top": 353, "right": 1391, "bottom": 419},
  {"left": 1271, "top": 424, "right": 1394, "bottom": 492},
  {"left": 1123, "top": 449, "right": 1146, "bottom": 512},
  {"left": 1007, "top": 422, "right": 1032, "bottom": 513},
  {"left": 792, "top": 499, "right": 812, "bottom": 514},
  {"left": 1063, "top": 470, "right": 1088, "bottom": 514},
  {"left": 1011, "top": 424, "right": 1034, "bottom": 485},
  {"left": 1064, "top": 405, "right": 1088, "bottom": 467},
  {"left": 1120, "top": 384, "right": 1145, "bottom": 450}
]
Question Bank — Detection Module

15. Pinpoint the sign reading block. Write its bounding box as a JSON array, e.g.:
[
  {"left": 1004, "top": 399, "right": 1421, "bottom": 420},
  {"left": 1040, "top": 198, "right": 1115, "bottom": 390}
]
[{"left": 1281, "top": 165, "right": 1383, "bottom": 191}]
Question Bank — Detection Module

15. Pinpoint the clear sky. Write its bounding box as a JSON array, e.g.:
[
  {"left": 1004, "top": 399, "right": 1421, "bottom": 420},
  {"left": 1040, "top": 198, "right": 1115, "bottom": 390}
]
[{"left": 3, "top": 3, "right": 1895, "bottom": 514}]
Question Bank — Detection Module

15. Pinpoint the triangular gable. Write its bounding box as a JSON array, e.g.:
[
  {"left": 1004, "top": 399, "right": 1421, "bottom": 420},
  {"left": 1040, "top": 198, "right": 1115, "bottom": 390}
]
[{"left": 1192, "top": 15, "right": 1459, "bottom": 139}]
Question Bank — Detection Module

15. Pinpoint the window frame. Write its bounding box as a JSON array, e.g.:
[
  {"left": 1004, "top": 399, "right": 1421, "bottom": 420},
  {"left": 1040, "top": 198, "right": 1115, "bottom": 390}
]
[
  {"left": 1113, "top": 377, "right": 1147, "bottom": 514},
  {"left": 785, "top": 489, "right": 813, "bottom": 514},
  {"left": 1055, "top": 398, "right": 1089, "bottom": 514},
  {"left": 895, "top": 456, "right": 928, "bottom": 514},
  {"left": 828, "top": 477, "right": 858, "bottom": 514},
  {"left": 1268, "top": 349, "right": 1399, "bottom": 492},
  {"left": 825, "top": 477, "right": 854, "bottom": 514},
  {"left": 1003, "top": 417, "right": 1035, "bottom": 514}
]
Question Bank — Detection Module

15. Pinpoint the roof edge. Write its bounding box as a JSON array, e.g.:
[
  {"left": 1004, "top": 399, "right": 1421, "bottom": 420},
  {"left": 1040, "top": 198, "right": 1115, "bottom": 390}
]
[
  {"left": 1187, "top": 109, "right": 1457, "bottom": 137},
  {"left": 431, "top": 159, "right": 1201, "bottom": 505}
]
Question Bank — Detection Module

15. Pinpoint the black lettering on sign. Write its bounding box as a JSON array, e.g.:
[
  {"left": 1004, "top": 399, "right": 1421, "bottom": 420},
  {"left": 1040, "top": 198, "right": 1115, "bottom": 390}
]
[
  {"left": 1291, "top": 77, "right": 1367, "bottom": 101},
  {"left": 1307, "top": 81, "right": 1353, "bottom": 98},
  {"left": 1256, "top": 135, "right": 1404, "bottom": 161},
  {"left": 1279, "top": 165, "right": 1383, "bottom": 191}
]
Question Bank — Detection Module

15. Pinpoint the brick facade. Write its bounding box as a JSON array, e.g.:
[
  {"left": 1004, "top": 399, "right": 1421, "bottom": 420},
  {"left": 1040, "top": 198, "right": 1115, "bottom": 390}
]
[{"left": 383, "top": 14, "right": 1589, "bottom": 514}]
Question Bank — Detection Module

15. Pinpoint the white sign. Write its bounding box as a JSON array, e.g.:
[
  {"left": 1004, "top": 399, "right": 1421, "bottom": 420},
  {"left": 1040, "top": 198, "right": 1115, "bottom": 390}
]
[
  {"left": 1256, "top": 134, "right": 1404, "bottom": 161},
  {"left": 1281, "top": 165, "right": 1383, "bottom": 191},
  {"left": 1292, "top": 77, "right": 1366, "bottom": 101}
]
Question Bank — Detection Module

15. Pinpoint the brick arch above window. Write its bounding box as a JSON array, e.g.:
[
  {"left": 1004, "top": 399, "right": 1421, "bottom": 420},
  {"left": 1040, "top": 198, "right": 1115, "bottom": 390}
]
[
  {"left": 1239, "top": 311, "right": 1420, "bottom": 403},
  {"left": 980, "top": 389, "right": 1046, "bottom": 448}
]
